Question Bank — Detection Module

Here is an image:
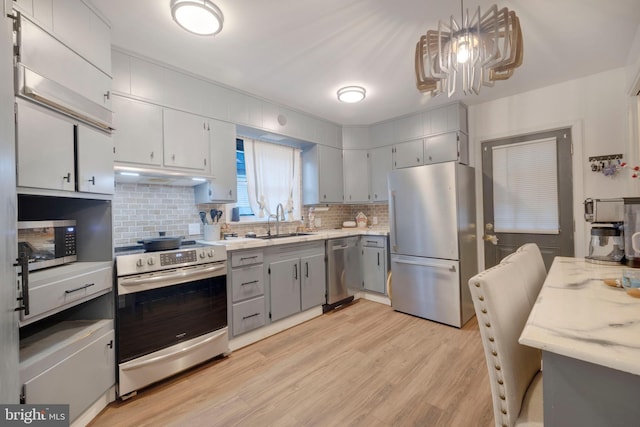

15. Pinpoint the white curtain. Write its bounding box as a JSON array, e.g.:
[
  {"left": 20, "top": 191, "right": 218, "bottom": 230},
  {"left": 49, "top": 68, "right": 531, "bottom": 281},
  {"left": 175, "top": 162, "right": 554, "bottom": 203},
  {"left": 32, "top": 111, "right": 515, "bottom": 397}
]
[
  {"left": 244, "top": 139, "right": 301, "bottom": 220},
  {"left": 492, "top": 137, "right": 559, "bottom": 234}
]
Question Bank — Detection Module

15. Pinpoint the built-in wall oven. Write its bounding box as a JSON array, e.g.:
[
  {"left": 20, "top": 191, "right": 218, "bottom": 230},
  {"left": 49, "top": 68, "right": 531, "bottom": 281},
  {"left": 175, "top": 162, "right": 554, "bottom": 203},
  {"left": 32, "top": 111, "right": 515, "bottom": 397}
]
[{"left": 115, "top": 242, "right": 228, "bottom": 398}]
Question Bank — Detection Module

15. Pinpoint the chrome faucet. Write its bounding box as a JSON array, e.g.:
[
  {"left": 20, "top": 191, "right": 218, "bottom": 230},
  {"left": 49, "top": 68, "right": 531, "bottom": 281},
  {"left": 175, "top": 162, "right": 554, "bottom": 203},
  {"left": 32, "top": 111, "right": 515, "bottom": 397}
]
[{"left": 275, "top": 203, "right": 285, "bottom": 236}]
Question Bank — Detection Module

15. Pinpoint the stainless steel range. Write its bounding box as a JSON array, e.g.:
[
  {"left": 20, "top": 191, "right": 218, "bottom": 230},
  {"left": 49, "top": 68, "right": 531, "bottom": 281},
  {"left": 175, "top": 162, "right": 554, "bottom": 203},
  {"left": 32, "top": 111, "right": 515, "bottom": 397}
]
[{"left": 115, "top": 241, "right": 228, "bottom": 398}]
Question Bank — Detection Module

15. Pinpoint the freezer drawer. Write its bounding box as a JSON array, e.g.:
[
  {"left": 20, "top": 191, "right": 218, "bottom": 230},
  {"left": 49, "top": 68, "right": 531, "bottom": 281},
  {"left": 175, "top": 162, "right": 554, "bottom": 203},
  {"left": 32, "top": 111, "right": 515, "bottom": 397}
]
[{"left": 391, "top": 255, "right": 464, "bottom": 328}]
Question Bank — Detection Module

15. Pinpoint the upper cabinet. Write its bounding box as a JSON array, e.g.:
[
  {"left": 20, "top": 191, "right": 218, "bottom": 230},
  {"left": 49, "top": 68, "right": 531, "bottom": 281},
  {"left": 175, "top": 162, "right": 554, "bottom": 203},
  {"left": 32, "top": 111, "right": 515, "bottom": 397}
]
[
  {"left": 163, "top": 109, "right": 209, "bottom": 171},
  {"left": 392, "top": 139, "right": 423, "bottom": 169},
  {"left": 343, "top": 150, "right": 370, "bottom": 203},
  {"left": 16, "top": 100, "right": 114, "bottom": 195},
  {"left": 302, "top": 144, "right": 343, "bottom": 204},
  {"left": 369, "top": 146, "right": 393, "bottom": 202},
  {"left": 112, "top": 95, "right": 163, "bottom": 167},
  {"left": 195, "top": 119, "right": 238, "bottom": 203}
]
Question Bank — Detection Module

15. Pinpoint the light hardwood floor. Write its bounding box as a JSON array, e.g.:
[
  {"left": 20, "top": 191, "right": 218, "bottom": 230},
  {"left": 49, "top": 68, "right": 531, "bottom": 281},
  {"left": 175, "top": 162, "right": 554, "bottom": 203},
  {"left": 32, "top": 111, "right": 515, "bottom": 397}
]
[{"left": 89, "top": 300, "right": 494, "bottom": 427}]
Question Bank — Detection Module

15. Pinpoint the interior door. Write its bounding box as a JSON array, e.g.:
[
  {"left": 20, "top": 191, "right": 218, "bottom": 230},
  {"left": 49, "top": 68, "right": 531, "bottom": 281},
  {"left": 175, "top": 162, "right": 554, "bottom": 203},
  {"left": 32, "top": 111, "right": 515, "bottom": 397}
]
[{"left": 482, "top": 128, "right": 574, "bottom": 270}]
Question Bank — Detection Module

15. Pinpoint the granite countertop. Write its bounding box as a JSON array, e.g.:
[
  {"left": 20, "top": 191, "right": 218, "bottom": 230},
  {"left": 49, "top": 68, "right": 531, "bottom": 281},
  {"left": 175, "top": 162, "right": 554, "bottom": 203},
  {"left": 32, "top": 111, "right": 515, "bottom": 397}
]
[
  {"left": 205, "top": 227, "right": 389, "bottom": 251},
  {"left": 519, "top": 257, "right": 640, "bottom": 375}
]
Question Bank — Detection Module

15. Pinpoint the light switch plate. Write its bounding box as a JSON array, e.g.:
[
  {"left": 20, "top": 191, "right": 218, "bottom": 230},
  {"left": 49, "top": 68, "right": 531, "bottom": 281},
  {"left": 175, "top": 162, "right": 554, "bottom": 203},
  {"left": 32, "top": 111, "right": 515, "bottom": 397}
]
[
  {"left": 372, "top": 216, "right": 378, "bottom": 225},
  {"left": 314, "top": 218, "right": 322, "bottom": 227},
  {"left": 188, "top": 223, "right": 201, "bottom": 235}
]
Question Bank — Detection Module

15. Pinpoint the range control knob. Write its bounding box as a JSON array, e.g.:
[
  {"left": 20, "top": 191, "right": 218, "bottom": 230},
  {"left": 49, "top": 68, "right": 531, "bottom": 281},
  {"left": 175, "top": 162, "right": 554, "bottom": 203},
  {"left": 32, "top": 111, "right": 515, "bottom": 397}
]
[
  {"left": 136, "top": 259, "right": 144, "bottom": 267},
  {"left": 147, "top": 258, "right": 155, "bottom": 266},
  {"left": 207, "top": 250, "right": 214, "bottom": 258},
  {"left": 199, "top": 251, "right": 206, "bottom": 259}
]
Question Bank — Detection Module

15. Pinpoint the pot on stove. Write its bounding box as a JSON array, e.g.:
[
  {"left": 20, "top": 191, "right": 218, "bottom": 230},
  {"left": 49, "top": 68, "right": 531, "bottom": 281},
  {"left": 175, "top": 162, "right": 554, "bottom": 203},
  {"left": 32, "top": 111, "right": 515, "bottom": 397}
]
[{"left": 137, "top": 236, "right": 183, "bottom": 251}]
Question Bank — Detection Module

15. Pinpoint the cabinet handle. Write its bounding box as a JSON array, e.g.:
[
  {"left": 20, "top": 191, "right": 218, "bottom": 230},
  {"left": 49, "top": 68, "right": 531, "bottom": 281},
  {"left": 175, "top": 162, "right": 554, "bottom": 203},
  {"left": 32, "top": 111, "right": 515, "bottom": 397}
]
[
  {"left": 294, "top": 264, "right": 298, "bottom": 280},
  {"left": 172, "top": 154, "right": 176, "bottom": 161},
  {"left": 377, "top": 252, "right": 380, "bottom": 266},
  {"left": 13, "top": 254, "right": 29, "bottom": 315},
  {"left": 416, "top": 157, "right": 420, "bottom": 163},
  {"left": 65, "top": 283, "right": 95, "bottom": 294},
  {"left": 63, "top": 172, "right": 71, "bottom": 182},
  {"left": 240, "top": 255, "right": 258, "bottom": 261},
  {"left": 305, "top": 262, "right": 309, "bottom": 278},
  {"left": 241, "top": 280, "right": 259, "bottom": 286},
  {"left": 150, "top": 151, "right": 154, "bottom": 159},
  {"left": 107, "top": 340, "right": 113, "bottom": 349},
  {"left": 89, "top": 176, "right": 95, "bottom": 185},
  {"left": 242, "top": 313, "right": 260, "bottom": 320},
  {"left": 228, "top": 189, "right": 233, "bottom": 196},
  {"left": 103, "top": 91, "right": 110, "bottom": 101}
]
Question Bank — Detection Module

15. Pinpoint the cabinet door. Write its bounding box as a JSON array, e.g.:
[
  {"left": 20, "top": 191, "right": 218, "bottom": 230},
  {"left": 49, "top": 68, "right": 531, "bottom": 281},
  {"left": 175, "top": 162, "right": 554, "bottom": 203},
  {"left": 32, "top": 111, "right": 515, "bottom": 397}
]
[
  {"left": 343, "top": 149, "right": 370, "bottom": 203},
  {"left": 318, "top": 145, "right": 344, "bottom": 202},
  {"left": 209, "top": 120, "right": 237, "bottom": 201},
  {"left": 362, "top": 247, "right": 386, "bottom": 294},
  {"left": 112, "top": 96, "right": 163, "bottom": 166},
  {"left": 424, "top": 132, "right": 459, "bottom": 165},
  {"left": 77, "top": 126, "right": 114, "bottom": 194},
  {"left": 269, "top": 258, "right": 301, "bottom": 322},
  {"left": 16, "top": 101, "right": 75, "bottom": 191},
  {"left": 163, "top": 108, "right": 209, "bottom": 171},
  {"left": 369, "top": 146, "right": 393, "bottom": 202},
  {"left": 301, "top": 253, "right": 326, "bottom": 311},
  {"left": 393, "top": 139, "right": 423, "bottom": 169},
  {"left": 23, "top": 329, "right": 115, "bottom": 422}
]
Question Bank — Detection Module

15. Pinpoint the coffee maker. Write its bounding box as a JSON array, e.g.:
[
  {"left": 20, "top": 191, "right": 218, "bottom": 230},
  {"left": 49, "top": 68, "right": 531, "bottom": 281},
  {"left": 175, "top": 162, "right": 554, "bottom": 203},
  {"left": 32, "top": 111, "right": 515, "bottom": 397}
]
[{"left": 584, "top": 198, "right": 624, "bottom": 264}]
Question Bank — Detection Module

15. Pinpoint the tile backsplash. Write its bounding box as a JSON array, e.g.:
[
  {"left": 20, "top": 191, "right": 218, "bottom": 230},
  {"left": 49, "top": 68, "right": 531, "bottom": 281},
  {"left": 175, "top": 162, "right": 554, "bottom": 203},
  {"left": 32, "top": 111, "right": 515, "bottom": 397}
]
[{"left": 113, "top": 183, "right": 389, "bottom": 247}]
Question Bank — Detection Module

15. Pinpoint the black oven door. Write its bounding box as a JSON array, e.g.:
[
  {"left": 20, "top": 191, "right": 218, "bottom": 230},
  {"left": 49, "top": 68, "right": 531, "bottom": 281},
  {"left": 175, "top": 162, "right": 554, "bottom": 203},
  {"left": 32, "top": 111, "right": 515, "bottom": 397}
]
[{"left": 117, "top": 270, "right": 227, "bottom": 363}]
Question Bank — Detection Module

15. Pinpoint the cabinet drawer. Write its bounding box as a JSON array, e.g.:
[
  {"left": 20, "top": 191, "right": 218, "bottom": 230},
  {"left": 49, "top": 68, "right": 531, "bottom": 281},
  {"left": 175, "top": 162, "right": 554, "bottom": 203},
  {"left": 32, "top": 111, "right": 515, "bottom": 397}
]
[
  {"left": 361, "top": 236, "right": 386, "bottom": 248},
  {"left": 232, "top": 264, "right": 264, "bottom": 302},
  {"left": 23, "top": 328, "right": 115, "bottom": 422},
  {"left": 231, "top": 250, "right": 263, "bottom": 267},
  {"left": 232, "top": 297, "right": 266, "bottom": 336},
  {"left": 21, "top": 265, "right": 112, "bottom": 324}
]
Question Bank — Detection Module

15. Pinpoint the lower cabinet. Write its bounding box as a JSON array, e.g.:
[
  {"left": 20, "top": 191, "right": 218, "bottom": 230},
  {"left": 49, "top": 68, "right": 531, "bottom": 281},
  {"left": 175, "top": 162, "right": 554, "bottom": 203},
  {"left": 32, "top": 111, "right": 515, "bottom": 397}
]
[
  {"left": 229, "top": 249, "right": 266, "bottom": 337},
  {"left": 266, "top": 242, "right": 326, "bottom": 322},
  {"left": 361, "top": 236, "right": 389, "bottom": 294},
  {"left": 20, "top": 319, "right": 114, "bottom": 423}
]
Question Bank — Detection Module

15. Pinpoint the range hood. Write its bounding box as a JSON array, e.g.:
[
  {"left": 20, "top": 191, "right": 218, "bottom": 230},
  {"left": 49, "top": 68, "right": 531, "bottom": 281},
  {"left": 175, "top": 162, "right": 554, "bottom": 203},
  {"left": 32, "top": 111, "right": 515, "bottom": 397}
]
[{"left": 114, "top": 165, "right": 213, "bottom": 187}]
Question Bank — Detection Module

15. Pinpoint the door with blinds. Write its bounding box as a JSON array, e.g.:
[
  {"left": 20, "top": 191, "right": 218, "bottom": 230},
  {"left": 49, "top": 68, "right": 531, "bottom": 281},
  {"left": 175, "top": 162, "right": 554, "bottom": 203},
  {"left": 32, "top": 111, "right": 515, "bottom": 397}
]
[{"left": 481, "top": 128, "right": 574, "bottom": 270}]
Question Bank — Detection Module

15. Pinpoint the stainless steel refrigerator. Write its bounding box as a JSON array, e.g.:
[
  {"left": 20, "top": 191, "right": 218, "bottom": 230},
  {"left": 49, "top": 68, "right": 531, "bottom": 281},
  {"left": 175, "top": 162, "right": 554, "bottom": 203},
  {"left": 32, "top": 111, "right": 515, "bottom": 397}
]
[{"left": 388, "top": 161, "right": 477, "bottom": 328}]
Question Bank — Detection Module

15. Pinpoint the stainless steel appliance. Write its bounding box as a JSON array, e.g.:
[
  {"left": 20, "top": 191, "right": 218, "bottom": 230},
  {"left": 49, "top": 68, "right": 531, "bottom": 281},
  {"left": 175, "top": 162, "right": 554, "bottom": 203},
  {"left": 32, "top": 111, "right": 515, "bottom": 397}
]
[
  {"left": 17, "top": 220, "right": 77, "bottom": 271},
  {"left": 584, "top": 198, "right": 624, "bottom": 264},
  {"left": 388, "top": 162, "right": 477, "bottom": 328},
  {"left": 115, "top": 241, "right": 228, "bottom": 398},
  {"left": 324, "top": 237, "right": 360, "bottom": 311},
  {"left": 623, "top": 197, "right": 640, "bottom": 267}
]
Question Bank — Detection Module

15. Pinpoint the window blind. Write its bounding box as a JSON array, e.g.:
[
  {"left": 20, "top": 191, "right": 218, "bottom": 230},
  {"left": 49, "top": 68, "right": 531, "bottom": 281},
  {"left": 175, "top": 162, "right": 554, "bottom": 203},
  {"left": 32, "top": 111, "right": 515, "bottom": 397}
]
[{"left": 492, "top": 137, "right": 559, "bottom": 234}]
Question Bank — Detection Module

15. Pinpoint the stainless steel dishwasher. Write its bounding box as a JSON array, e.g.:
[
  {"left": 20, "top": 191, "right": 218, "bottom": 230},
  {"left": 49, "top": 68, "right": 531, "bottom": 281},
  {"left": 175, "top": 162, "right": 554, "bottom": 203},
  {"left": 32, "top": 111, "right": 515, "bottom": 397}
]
[{"left": 324, "top": 236, "right": 361, "bottom": 311}]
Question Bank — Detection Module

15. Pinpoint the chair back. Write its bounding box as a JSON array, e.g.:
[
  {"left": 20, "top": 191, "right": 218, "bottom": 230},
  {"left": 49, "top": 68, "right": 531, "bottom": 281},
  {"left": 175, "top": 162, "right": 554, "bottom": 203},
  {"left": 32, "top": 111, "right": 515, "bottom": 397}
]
[{"left": 468, "top": 243, "right": 545, "bottom": 427}]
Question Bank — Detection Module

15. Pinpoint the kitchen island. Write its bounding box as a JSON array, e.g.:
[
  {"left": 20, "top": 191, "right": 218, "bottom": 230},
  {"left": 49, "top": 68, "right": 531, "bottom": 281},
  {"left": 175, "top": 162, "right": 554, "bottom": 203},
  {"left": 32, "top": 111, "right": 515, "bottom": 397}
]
[{"left": 519, "top": 257, "right": 640, "bottom": 427}]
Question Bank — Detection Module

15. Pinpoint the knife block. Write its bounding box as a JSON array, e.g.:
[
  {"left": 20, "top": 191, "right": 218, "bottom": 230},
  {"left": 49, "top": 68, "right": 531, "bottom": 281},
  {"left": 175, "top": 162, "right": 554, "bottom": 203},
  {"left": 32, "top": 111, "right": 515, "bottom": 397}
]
[{"left": 204, "top": 224, "right": 221, "bottom": 242}]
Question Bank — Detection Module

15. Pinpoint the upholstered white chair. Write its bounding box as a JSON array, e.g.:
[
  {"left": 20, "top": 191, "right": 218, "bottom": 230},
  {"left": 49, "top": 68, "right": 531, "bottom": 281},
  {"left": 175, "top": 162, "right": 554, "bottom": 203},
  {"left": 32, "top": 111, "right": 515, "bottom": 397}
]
[{"left": 468, "top": 243, "right": 546, "bottom": 427}]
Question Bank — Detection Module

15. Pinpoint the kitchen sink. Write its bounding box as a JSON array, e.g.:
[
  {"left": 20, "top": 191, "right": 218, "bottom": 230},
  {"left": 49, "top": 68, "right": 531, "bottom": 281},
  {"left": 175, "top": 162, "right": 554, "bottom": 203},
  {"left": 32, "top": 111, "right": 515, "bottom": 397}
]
[{"left": 252, "top": 232, "right": 313, "bottom": 240}]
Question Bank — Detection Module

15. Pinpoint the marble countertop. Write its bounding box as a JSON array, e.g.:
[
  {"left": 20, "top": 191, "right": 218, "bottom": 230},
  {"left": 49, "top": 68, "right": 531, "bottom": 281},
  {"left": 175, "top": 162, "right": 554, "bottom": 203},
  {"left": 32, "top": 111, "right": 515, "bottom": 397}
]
[
  {"left": 204, "top": 228, "right": 389, "bottom": 251},
  {"left": 519, "top": 257, "right": 640, "bottom": 375}
]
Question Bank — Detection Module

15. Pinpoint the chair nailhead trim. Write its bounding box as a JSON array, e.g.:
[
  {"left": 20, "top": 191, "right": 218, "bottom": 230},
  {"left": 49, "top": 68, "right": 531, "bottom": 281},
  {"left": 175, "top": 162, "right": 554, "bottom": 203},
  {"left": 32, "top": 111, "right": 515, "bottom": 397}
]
[
  {"left": 492, "top": 350, "right": 497, "bottom": 356},
  {"left": 497, "top": 379, "right": 504, "bottom": 385},
  {"left": 500, "top": 394, "right": 505, "bottom": 400},
  {"left": 474, "top": 282, "right": 480, "bottom": 287},
  {"left": 501, "top": 409, "right": 507, "bottom": 415},
  {"left": 489, "top": 337, "right": 495, "bottom": 342},
  {"left": 479, "top": 296, "right": 484, "bottom": 301},
  {"left": 485, "top": 322, "right": 491, "bottom": 327},
  {"left": 495, "top": 365, "right": 501, "bottom": 371},
  {"left": 481, "top": 308, "right": 487, "bottom": 314}
]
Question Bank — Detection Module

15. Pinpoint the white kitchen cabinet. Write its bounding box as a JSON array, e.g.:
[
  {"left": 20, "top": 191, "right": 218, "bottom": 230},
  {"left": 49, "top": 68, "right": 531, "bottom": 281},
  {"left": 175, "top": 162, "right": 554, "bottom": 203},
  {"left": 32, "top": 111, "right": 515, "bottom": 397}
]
[
  {"left": 361, "top": 236, "right": 388, "bottom": 294},
  {"left": 394, "top": 113, "right": 423, "bottom": 142},
  {"left": 302, "top": 144, "right": 344, "bottom": 204},
  {"left": 13, "top": 0, "right": 53, "bottom": 30},
  {"left": 112, "top": 95, "right": 163, "bottom": 166},
  {"left": 229, "top": 249, "right": 266, "bottom": 337},
  {"left": 20, "top": 320, "right": 114, "bottom": 423},
  {"left": 343, "top": 149, "right": 370, "bottom": 203},
  {"left": 300, "top": 253, "right": 326, "bottom": 311},
  {"left": 208, "top": 119, "right": 237, "bottom": 201},
  {"left": 369, "top": 146, "right": 393, "bottom": 202},
  {"left": 16, "top": 101, "right": 75, "bottom": 192},
  {"left": 266, "top": 242, "right": 325, "bottom": 322},
  {"left": 163, "top": 108, "right": 209, "bottom": 171},
  {"left": 424, "top": 131, "right": 468, "bottom": 165},
  {"left": 16, "top": 100, "right": 114, "bottom": 195},
  {"left": 77, "top": 126, "right": 114, "bottom": 194},
  {"left": 393, "top": 138, "right": 423, "bottom": 169},
  {"left": 370, "top": 121, "right": 394, "bottom": 148},
  {"left": 342, "top": 126, "right": 370, "bottom": 150}
]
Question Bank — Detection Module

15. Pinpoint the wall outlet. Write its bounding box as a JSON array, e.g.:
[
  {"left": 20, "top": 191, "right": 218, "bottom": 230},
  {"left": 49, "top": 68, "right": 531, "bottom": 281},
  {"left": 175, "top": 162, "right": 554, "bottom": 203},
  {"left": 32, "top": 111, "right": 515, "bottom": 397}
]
[
  {"left": 314, "top": 217, "right": 322, "bottom": 227},
  {"left": 372, "top": 216, "right": 378, "bottom": 225},
  {"left": 188, "top": 223, "right": 201, "bottom": 235}
]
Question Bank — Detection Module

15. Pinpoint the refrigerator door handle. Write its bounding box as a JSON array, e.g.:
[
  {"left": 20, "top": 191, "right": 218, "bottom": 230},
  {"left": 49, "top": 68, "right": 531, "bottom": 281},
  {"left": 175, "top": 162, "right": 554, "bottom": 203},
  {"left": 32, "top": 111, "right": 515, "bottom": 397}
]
[
  {"left": 392, "top": 258, "right": 456, "bottom": 272},
  {"left": 390, "top": 190, "right": 399, "bottom": 252}
]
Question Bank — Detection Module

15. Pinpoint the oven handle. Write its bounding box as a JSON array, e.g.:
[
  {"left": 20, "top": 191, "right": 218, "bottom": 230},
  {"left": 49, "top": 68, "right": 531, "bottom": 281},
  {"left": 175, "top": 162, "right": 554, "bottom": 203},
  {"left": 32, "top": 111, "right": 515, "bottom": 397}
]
[
  {"left": 120, "top": 328, "right": 227, "bottom": 371},
  {"left": 119, "top": 264, "right": 226, "bottom": 287}
]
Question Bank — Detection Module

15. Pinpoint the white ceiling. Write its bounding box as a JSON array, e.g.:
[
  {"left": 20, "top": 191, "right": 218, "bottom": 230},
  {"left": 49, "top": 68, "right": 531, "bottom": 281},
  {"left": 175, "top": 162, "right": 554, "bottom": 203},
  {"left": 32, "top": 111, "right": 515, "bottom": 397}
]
[{"left": 92, "top": 0, "right": 640, "bottom": 126}]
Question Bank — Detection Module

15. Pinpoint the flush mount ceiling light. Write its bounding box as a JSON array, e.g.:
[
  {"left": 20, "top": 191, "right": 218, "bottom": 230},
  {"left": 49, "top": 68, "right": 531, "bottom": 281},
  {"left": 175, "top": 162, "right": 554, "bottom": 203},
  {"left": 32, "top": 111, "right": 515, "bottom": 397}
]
[
  {"left": 337, "top": 86, "right": 366, "bottom": 103},
  {"left": 415, "top": 0, "right": 523, "bottom": 97},
  {"left": 170, "top": 0, "right": 224, "bottom": 36}
]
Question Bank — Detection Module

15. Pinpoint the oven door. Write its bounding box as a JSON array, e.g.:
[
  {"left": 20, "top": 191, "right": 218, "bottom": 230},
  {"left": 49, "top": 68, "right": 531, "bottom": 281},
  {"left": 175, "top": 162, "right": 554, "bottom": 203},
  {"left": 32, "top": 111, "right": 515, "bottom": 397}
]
[{"left": 116, "top": 263, "right": 227, "bottom": 364}]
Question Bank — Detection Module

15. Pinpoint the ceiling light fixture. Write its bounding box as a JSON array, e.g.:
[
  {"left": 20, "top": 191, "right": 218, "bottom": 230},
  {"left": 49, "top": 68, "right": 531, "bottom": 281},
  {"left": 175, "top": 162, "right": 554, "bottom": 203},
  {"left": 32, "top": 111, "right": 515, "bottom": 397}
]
[
  {"left": 337, "top": 86, "right": 366, "bottom": 103},
  {"left": 415, "top": 1, "right": 523, "bottom": 97},
  {"left": 170, "top": 0, "right": 224, "bottom": 36}
]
